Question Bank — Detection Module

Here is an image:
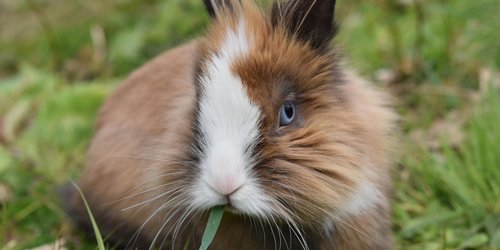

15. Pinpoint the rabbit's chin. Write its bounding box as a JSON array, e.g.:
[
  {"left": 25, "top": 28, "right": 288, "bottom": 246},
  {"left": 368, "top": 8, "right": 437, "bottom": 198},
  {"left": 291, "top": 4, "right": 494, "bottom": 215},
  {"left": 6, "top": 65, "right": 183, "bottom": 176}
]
[{"left": 189, "top": 178, "right": 275, "bottom": 219}]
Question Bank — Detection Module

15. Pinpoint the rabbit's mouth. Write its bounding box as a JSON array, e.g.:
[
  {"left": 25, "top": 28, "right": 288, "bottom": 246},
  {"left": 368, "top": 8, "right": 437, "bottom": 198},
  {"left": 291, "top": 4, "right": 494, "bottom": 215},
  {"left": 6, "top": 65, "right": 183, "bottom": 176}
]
[{"left": 224, "top": 204, "right": 239, "bottom": 214}]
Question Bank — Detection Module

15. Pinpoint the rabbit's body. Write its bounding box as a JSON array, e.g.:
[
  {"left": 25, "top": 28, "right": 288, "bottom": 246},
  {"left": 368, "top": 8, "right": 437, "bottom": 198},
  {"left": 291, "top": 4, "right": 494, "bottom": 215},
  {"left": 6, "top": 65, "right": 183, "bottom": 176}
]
[{"left": 62, "top": 1, "right": 396, "bottom": 249}]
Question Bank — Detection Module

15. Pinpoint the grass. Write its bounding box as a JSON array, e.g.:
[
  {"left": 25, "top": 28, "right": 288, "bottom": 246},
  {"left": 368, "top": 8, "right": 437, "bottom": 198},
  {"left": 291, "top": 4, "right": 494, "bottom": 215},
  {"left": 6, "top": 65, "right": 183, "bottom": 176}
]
[
  {"left": 199, "top": 206, "right": 225, "bottom": 250},
  {"left": 394, "top": 87, "right": 500, "bottom": 249},
  {"left": 72, "top": 182, "right": 106, "bottom": 250},
  {"left": 0, "top": 0, "right": 499, "bottom": 249}
]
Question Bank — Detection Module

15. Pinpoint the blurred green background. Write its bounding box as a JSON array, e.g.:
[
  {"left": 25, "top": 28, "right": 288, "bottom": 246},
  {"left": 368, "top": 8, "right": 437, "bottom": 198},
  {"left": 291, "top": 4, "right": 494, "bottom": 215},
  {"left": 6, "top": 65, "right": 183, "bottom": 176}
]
[{"left": 0, "top": 0, "right": 499, "bottom": 249}]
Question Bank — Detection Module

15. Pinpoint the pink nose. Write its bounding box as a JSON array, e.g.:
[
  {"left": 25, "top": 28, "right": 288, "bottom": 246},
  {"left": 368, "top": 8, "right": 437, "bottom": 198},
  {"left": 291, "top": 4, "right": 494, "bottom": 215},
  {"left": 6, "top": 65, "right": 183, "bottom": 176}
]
[{"left": 211, "top": 179, "right": 243, "bottom": 196}]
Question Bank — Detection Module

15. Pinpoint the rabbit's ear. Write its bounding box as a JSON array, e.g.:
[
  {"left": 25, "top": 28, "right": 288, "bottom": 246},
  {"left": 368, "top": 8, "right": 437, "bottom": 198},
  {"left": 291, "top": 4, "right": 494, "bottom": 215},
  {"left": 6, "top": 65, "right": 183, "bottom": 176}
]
[
  {"left": 204, "top": 0, "right": 233, "bottom": 18},
  {"left": 272, "top": 0, "right": 337, "bottom": 50}
]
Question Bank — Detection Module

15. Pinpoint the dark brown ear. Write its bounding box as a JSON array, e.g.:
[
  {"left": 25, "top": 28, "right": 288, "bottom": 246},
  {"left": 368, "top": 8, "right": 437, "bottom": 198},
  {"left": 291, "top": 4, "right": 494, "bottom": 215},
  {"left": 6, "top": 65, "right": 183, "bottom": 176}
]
[
  {"left": 272, "top": 0, "right": 337, "bottom": 50},
  {"left": 203, "top": 0, "right": 233, "bottom": 18}
]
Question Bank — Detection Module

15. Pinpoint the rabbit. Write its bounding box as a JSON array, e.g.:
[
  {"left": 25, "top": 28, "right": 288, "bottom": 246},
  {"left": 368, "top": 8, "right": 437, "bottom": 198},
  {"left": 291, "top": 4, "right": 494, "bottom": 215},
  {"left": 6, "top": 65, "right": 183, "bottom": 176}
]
[{"left": 60, "top": 0, "right": 397, "bottom": 249}]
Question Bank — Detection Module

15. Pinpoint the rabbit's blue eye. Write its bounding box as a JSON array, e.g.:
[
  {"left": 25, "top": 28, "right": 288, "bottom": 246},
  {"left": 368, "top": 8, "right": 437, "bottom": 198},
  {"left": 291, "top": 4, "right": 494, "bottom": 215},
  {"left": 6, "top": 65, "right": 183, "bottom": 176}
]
[{"left": 279, "top": 102, "right": 295, "bottom": 126}]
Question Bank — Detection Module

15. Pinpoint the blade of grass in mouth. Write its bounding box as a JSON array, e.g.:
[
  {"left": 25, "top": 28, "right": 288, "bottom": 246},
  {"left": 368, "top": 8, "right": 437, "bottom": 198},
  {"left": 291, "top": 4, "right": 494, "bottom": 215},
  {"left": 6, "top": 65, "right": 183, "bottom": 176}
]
[{"left": 199, "top": 205, "right": 225, "bottom": 250}]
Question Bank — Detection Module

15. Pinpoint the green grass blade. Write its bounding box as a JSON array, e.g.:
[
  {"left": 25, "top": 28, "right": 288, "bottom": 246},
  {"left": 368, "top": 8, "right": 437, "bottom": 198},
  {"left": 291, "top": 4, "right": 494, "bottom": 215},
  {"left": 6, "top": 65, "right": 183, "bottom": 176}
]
[
  {"left": 72, "top": 181, "right": 106, "bottom": 250},
  {"left": 199, "top": 206, "right": 225, "bottom": 250}
]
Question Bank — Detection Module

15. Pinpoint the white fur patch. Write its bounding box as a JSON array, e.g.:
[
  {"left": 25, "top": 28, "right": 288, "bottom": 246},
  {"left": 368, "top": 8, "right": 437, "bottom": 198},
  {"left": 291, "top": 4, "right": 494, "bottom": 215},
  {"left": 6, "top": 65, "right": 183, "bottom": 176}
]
[
  {"left": 344, "top": 181, "right": 384, "bottom": 215},
  {"left": 322, "top": 181, "right": 384, "bottom": 234},
  {"left": 191, "top": 20, "right": 273, "bottom": 216}
]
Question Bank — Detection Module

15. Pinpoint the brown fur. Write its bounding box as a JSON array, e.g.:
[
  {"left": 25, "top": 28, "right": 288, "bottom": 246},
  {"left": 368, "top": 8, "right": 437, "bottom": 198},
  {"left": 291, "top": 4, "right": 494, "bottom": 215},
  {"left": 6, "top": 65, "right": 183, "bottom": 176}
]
[{"left": 62, "top": 1, "right": 396, "bottom": 249}]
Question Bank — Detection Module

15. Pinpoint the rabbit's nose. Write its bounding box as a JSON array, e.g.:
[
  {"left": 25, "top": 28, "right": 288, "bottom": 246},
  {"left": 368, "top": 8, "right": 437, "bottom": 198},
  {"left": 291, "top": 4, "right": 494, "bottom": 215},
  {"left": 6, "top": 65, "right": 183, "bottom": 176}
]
[
  {"left": 203, "top": 144, "right": 248, "bottom": 197},
  {"left": 209, "top": 176, "right": 244, "bottom": 197}
]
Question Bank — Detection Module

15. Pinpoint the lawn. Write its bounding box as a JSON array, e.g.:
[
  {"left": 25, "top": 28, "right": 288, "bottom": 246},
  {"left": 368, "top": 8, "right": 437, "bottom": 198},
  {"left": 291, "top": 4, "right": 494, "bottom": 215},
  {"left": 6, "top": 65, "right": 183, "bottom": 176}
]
[{"left": 0, "top": 0, "right": 499, "bottom": 249}]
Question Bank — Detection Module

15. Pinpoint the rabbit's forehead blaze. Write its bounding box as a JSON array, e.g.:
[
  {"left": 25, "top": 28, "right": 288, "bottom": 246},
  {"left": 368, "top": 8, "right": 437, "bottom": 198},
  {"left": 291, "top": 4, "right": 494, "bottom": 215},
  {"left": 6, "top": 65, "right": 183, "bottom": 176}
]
[
  {"left": 199, "top": 16, "right": 326, "bottom": 132},
  {"left": 197, "top": 19, "right": 262, "bottom": 162}
]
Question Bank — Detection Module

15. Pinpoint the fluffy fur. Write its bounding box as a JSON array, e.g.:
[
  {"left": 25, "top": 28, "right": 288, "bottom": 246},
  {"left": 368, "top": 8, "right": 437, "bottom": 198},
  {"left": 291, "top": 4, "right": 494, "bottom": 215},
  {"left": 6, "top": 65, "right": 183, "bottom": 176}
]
[{"left": 61, "top": 0, "right": 397, "bottom": 249}]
